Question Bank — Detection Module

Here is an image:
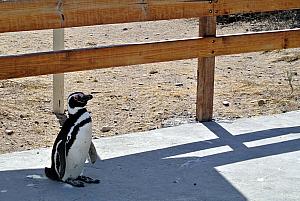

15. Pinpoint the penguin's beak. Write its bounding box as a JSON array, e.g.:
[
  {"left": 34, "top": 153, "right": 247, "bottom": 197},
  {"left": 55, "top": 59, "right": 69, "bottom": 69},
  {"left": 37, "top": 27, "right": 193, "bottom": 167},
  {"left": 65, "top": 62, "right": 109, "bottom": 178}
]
[{"left": 81, "top": 94, "right": 93, "bottom": 102}]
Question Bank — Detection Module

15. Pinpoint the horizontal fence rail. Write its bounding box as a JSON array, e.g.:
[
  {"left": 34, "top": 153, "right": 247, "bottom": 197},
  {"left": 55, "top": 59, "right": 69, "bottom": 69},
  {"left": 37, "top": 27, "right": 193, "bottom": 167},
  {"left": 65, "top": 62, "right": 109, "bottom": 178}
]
[
  {"left": 1, "top": 0, "right": 300, "bottom": 33},
  {"left": 0, "top": 0, "right": 213, "bottom": 33},
  {"left": 216, "top": 0, "right": 300, "bottom": 15},
  {"left": 0, "top": 28, "right": 299, "bottom": 80}
]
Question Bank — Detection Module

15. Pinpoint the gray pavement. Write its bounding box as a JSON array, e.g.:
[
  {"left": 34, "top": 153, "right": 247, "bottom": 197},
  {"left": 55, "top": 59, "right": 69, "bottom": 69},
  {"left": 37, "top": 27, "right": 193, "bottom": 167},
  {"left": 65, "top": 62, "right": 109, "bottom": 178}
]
[{"left": 0, "top": 111, "right": 300, "bottom": 201}]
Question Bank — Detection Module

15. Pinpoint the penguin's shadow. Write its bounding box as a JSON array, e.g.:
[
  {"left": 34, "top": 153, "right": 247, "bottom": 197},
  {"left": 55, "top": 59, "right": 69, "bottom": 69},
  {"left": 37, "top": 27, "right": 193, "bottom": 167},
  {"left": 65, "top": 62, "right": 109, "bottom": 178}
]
[
  {"left": 0, "top": 123, "right": 300, "bottom": 201},
  {"left": 55, "top": 112, "right": 68, "bottom": 126}
]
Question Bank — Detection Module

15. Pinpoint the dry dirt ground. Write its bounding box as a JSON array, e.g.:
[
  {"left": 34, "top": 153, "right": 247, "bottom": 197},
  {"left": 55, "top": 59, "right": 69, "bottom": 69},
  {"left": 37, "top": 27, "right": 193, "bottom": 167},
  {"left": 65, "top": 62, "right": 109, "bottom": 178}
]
[{"left": 0, "top": 19, "right": 299, "bottom": 154}]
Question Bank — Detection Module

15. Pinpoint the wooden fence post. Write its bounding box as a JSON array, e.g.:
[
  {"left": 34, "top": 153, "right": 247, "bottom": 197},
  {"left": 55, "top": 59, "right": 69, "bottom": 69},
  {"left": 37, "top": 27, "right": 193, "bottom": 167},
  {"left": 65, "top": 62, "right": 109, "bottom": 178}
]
[
  {"left": 53, "top": 28, "right": 65, "bottom": 114},
  {"left": 196, "top": 16, "right": 216, "bottom": 121}
]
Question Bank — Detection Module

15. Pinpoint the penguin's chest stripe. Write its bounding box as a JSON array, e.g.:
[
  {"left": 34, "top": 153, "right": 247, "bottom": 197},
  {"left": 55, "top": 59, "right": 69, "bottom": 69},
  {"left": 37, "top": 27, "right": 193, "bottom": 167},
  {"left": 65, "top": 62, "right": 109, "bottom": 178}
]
[
  {"left": 66, "top": 117, "right": 92, "bottom": 155},
  {"left": 67, "top": 112, "right": 90, "bottom": 142}
]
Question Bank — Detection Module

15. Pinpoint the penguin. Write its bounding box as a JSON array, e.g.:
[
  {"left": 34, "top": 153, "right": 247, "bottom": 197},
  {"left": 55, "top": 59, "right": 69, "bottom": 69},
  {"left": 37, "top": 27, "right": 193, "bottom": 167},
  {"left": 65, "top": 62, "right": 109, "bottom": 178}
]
[{"left": 45, "top": 92, "right": 100, "bottom": 187}]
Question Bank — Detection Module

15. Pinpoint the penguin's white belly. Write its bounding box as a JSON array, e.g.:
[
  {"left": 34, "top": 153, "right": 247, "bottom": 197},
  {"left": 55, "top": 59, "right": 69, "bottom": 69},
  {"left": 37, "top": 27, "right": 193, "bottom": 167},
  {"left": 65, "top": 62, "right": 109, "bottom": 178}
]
[{"left": 62, "top": 123, "right": 92, "bottom": 181}]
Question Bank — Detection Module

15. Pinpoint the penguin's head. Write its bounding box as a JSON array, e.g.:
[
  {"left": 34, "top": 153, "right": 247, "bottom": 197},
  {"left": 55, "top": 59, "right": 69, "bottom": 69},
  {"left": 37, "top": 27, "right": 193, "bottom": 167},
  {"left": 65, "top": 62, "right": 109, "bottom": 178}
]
[{"left": 67, "top": 92, "right": 93, "bottom": 115}]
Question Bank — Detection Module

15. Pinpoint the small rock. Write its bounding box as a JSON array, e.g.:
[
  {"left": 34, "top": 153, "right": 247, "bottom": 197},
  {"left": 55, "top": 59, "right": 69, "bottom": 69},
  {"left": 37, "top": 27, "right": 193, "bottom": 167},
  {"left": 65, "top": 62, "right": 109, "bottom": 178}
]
[
  {"left": 86, "top": 42, "right": 97, "bottom": 46},
  {"left": 91, "top": 91, "right": 101, "bottom": 94},
  {"left": 175, "top": 83, "right": 184, "bottom": 87},
  {"left": 149, "top": 70, "right": 158, "bottom": 74},
  {"left": 222, "top": 101, "right": 230, "bottom": 106},
  {"left": 5, "top": 129, "right": 13, "bottom": 135},
  {"left": 121, "top": 107, "right": 130, "bottom": 111},
  {"left": 157, "top": 111, "right": 164, "bottom": 115},
  {"left": 122, "top": 28, "right": 128, "bottom": 31},
  {"left": 149, "top": 127, "right": 157, "bottom": 131},
  {"left": 258, "top": 99, "right": 266, "bottom": 106},
  {"left": 101, "top": 126, "right": 113, "bottom": 132}
]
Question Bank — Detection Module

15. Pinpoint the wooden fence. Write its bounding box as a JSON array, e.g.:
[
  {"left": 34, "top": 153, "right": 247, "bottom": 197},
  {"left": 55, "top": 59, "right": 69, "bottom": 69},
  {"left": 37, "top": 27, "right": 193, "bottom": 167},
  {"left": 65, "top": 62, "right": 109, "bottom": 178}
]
[{"left": 0, "top": 0, "right": 300, "bottom": 121}]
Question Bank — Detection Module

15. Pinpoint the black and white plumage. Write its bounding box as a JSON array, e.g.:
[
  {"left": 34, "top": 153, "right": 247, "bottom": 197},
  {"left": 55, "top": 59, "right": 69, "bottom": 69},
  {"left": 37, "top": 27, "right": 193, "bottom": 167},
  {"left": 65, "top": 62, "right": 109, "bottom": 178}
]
[{"left": 45, "top": 92, "right": 99, "bottom": 187}]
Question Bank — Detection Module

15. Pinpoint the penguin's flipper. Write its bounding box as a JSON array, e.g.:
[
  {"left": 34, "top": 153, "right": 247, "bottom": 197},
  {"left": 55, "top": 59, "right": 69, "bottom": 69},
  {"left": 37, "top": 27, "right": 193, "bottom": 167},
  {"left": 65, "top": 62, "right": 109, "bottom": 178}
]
[
  {"left": 88, "top": 142, "right": 98, "bottom": 164},
  {"left": 54, "top": 140, "right": 66, "bottom": 179}
]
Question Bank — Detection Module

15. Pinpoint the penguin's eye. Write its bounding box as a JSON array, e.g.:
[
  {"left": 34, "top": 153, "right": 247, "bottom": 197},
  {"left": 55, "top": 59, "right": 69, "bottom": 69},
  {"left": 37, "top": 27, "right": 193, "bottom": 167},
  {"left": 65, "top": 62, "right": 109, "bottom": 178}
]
[{"left": 73, "top": 93, "right": 84, "bottom": 102}]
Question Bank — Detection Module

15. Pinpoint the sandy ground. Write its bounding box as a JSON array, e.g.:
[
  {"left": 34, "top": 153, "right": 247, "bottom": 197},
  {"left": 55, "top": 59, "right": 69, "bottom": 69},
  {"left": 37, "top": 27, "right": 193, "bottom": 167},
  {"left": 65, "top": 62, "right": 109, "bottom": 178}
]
[{"left": 0, "top": 19, "right": 299, "bottom": 154}]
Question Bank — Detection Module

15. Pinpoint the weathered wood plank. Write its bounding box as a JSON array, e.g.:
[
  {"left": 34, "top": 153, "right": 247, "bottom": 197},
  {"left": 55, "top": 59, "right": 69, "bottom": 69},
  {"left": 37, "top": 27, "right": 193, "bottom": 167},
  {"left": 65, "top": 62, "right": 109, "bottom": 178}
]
[
  {"left": 0, "top": 38, "right": 213, "bottom": 79},
  {"left": 53, "top": 28, "right": 65, "bottom": 114},
  {"left": 0, "top": 0, "right": 213, "bottom": 33},
  {"left": 1, "top": 0, "right": 299, "bottom": 34},
  {"left": 196, "top": 17, "right": 216, "bottom": 122},
  {"left": 0, "top": 0, "right": 60, "bottom": 33},
  {"left": 215, "top": 0, "right": 300, "bottom": 15},
  {"left": 213, "top": 29, "right": 300, "bottom": 55},
  {"left": 0, "top": 28, "right": 299, "bottom": 80}
]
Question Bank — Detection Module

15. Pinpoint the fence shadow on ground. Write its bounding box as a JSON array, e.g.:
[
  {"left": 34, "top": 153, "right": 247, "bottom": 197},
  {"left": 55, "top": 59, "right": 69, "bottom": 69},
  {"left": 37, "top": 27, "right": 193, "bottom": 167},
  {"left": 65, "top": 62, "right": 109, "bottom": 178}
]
[{"left": 0, "top": 123, "right": 300, "bottom": 201}]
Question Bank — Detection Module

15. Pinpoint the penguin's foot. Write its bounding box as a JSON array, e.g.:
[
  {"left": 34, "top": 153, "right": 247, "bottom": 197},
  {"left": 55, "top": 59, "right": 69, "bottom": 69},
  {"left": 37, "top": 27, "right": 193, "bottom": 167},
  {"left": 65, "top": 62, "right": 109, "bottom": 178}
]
[
  {"left": 77, "top": 175, "right": 100, "bottom": 184},
  {"left": 65, "top": 178, "right": 85, "bottom": 187}
]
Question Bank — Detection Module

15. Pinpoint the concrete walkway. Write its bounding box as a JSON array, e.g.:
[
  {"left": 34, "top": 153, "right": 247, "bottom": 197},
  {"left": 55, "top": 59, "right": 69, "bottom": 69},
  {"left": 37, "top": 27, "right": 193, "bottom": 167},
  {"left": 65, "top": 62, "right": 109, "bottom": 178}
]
[{"left": 0, "top": 111, "right": 300, "bottom": 201}]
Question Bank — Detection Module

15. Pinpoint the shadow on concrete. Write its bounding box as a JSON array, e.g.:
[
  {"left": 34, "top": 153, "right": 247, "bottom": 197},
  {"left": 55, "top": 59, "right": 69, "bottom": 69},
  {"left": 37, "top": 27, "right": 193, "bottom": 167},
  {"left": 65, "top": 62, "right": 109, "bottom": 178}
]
[{"left": 0, "top": 123, "right": 300, "bottom": 201}]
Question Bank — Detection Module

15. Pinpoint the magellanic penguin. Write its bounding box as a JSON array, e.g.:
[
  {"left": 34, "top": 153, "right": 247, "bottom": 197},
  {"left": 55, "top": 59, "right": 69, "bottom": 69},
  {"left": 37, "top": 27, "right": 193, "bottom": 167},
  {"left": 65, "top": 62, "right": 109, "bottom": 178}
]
[{"left": 45, "top": 92, "right": 99, "bottom": 187}]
